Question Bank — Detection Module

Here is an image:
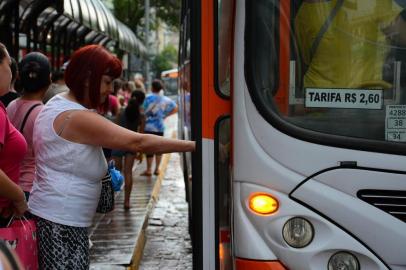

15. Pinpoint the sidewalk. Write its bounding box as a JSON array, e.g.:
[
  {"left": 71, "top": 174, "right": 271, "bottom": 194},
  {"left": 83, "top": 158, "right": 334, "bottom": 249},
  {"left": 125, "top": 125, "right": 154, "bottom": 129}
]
[
  {"left": 89, "top": 159, "right": 160, "bottom": 269},
  {"left": 89, "top": 115, "right": 179, "bottom": 269}
]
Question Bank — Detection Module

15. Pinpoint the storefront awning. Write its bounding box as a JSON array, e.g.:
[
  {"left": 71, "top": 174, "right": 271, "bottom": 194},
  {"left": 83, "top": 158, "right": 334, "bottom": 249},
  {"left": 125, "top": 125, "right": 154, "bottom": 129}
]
[{"left": 117, "top": 21, "right": 147, "bottom": 55}]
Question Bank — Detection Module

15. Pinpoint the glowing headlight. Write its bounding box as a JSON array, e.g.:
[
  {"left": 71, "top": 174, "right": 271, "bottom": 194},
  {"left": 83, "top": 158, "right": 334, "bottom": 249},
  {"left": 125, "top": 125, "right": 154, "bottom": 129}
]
[
  {"left": 328, "top": 252, "right": 359, "bottom": 270},
  {"left": 282, "top": 217, "right": 313, "bottom": 248}
]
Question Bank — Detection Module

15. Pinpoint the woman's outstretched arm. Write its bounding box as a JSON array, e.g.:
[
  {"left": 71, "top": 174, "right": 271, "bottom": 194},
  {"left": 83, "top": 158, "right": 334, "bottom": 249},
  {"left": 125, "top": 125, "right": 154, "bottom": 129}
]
[{"left": 53, "top": 110, "right": 195, "bottom": 154}]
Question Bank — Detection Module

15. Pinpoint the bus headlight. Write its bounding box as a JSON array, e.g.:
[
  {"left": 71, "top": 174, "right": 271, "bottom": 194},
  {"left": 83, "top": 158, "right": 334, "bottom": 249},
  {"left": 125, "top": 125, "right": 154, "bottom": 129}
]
[
  {"left": 328, "top": 252, "right": 359, "bottom": 270},
  {"left": 249, "top": 193, "right": 279, "bottom": 215},
  {"left": 282, "top": 217, "right": 313, "bottom": 248}
]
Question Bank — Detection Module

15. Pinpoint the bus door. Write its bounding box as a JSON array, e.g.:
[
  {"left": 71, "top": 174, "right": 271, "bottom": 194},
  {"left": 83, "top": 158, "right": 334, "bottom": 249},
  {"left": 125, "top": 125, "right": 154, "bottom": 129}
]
[
  {"left": 232, "top": 0, "right": 406, "bottom": 270},
  {"left": 198, "top": 0, "right": 234, "bottom": 269},
  {"left": 179, "top": 0, "right": 235, "bottom": 269}
]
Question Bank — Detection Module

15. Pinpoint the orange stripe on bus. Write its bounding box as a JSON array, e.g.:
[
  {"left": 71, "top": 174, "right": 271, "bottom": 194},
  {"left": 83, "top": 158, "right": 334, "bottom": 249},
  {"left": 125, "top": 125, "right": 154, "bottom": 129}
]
[
  {"left": 201, "top": 0, "right": 231, "bottom": 139},
  {"left": 235, "top": 258, "right": 288, "bottom": 270},
  {"left": 202, "top": 97, "right": 230, "bottom": 139}
]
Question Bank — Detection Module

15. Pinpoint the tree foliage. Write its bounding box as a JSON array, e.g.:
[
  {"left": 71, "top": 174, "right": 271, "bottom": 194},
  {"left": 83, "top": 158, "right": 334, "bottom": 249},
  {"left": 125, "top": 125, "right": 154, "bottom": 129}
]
[
  {"left": 113, "top": 0, "right": 145, "bottom": 37},
  {"left": 152, "top": 45, "right": 178, "bottom": 77},
  {"left": 152, "top": 0, "right": 181, "bottom": 31},
  {"left": 112, "top": 0, "right": 180, "bottom": 39}
]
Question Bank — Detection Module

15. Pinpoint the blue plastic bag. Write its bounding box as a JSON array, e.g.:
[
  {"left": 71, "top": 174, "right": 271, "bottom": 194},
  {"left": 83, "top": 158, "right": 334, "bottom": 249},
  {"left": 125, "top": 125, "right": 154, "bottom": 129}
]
[{"left": 108, "top": 161, "right": 124, "bottom": 192}]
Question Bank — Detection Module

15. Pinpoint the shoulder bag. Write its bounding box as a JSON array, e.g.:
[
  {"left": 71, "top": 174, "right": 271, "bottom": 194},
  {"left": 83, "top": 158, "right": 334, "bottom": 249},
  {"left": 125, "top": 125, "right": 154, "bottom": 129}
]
[{"left": 96, "top": 170, "right": 115, "bottom": 214}]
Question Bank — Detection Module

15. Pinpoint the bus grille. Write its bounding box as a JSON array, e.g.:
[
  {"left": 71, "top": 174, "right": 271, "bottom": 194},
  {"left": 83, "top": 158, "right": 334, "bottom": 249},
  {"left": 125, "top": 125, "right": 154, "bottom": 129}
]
[{"left": 357, "top": 189, "right": 406, "bottom": 223}]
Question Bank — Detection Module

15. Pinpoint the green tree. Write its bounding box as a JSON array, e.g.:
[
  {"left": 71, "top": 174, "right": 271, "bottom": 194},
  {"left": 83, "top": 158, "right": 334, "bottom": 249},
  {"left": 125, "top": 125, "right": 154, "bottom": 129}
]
[
  {"left": 153, "top": 0, "right": 181, "bottom": 30},
  {"left": 152, "top": 45, "right": 178, "bottom": 77},
  {"left": 112, "top": 0, "right": 180, "bottom": 38}
]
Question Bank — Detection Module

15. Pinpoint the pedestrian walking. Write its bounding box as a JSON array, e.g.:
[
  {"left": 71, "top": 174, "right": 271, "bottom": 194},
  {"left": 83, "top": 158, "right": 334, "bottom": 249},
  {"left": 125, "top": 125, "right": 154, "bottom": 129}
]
[
  {"left": 112, "top": 92, "right": 146, "bottom": 210},
  {"left": 27, "top": 44, "right": 195, "bottom": 269},
  {"left": 141, "top": 79, "right": 178, "bottom": 176}
]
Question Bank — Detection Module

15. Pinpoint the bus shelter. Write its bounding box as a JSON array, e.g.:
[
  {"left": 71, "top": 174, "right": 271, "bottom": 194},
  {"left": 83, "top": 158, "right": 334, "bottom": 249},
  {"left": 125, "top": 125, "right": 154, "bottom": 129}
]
[{"left": 0, "top": 0, "right": 146, "bottom": 69}]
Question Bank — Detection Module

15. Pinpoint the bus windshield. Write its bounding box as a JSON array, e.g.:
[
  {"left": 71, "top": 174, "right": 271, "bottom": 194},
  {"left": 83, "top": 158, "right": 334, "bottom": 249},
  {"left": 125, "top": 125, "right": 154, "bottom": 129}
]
[{"left": 248, "top": 0, "right": 406, "bottom": 144}]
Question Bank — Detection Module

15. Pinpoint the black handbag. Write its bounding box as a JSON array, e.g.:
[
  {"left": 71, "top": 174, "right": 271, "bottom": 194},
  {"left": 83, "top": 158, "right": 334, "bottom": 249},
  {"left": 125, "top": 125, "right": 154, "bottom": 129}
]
[{"left": 96, "top": 170, "right": 115, "bottom": 213}]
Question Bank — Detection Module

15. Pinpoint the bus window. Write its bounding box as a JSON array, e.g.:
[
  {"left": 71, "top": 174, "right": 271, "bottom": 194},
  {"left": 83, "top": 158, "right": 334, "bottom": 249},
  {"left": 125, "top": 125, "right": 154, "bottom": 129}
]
[
  {"left": 216, "top": 0, "right": 235, "bottom": 97},
  {"left": 215, "top": 117, "right": 231, "bottom": 270},
  {"left": 246, "top": 0, "right": 406, "bottom": 149}
]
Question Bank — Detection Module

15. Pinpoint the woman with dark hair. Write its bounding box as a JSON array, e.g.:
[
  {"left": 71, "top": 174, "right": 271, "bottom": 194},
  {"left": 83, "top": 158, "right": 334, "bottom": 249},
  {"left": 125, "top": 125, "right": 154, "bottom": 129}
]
[
  {"left": 0, "top": 43, "right": 28, "bottom": 227},
  {"left": 28, "top": 45, "right": 194, "bottom": 269},
  {"left": 112, "top": 91, "right": 146, "bottom": 209},
  {"left": 0, "top": 57, "right": 20, "bottom": 107},
  {"left": 7, "top": 52, "right": 51, "bottom": 200}
]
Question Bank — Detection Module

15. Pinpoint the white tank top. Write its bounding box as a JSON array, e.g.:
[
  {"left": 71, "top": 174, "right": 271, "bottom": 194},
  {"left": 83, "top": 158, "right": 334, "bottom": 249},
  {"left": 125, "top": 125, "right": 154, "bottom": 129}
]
[{"left": 29, "top": 95, "right": 107, "bottom": 227}]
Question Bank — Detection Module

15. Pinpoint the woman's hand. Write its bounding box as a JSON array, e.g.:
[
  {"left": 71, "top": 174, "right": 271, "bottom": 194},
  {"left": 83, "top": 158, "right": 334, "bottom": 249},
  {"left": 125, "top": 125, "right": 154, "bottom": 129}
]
[
  {"left": 0, "top": 170, "right": 28, "bottom": 216},
  {"left": 12, "top": 196, "right": 28, "bottom": 217}
]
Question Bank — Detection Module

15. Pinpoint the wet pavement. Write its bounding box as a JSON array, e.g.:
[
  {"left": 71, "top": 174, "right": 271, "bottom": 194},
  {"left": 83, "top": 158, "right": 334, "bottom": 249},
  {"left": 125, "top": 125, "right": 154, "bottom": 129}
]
[
  {"left": 88, "top": 114, "right": 193, "bottom": 269},
  {"left": 89, "top": 160, "right": 157, "bottom": 269},
  {"left": 139, "top": 153, "right": 193, "bottom": 270}
]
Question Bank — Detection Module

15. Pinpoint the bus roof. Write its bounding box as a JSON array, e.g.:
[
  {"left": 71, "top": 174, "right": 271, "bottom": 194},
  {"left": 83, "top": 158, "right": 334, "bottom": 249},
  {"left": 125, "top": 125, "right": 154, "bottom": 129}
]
[{"left": 161, "top": 68, "right": 178, "bottom": 78}]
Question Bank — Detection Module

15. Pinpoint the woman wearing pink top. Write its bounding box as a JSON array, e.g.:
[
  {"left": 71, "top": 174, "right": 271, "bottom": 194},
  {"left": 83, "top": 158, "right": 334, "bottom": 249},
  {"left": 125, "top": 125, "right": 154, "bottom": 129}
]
[
  {"left": 0, "top": 43, "right": 28, "bottom": 227},
  {"left": 7, "top": 52, "right": 51, "bottom": 199}
]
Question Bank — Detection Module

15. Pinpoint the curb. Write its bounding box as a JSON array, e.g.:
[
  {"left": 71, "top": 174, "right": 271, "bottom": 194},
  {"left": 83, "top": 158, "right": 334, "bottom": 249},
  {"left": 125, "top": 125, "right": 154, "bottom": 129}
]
[{"left": 127, "top": 152, "right": 172, "bottom": 270}]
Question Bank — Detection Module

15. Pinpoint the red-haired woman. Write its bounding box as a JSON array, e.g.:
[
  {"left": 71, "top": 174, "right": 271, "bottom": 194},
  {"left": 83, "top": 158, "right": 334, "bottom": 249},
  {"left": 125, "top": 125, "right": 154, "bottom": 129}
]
[{"left": 28, "top": 45, "right": 195, "bottom": 269}]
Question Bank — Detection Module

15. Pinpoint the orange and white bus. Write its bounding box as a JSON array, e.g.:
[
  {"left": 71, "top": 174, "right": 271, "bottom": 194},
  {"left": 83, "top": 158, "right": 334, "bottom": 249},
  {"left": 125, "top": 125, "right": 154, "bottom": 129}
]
[
  {"left": 178, "top": 0, "right": 406, "bottom": 270},
  {"left": 161, "top": 68, "right": 179, "bottom": 100}
]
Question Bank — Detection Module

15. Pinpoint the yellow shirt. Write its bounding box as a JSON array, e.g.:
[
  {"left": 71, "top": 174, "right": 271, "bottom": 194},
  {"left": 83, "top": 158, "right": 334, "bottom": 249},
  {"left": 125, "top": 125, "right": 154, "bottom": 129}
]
[{"left": 295, "top": 0, "right": 401, "bottom": 89}]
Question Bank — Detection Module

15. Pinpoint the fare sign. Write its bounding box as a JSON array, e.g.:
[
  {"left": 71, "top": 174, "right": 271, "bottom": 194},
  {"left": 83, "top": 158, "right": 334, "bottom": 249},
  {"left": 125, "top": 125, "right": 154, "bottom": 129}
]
[
  {"left": 305, "top": 88, "right": 383, "bottom": 109},
  {"left": 386, "top": 105, "right": 406, "bottom": 142}
]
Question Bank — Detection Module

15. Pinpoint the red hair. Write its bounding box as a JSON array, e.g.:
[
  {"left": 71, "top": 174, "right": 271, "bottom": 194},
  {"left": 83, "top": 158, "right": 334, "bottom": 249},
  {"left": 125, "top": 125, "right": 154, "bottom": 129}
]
[{"left": 64, "top": 45, "right": 122, "bottom": 109}]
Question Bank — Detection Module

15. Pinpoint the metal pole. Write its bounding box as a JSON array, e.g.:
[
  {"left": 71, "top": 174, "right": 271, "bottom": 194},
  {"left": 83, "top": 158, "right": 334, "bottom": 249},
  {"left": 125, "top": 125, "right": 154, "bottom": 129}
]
[
  {"left": 128, "top": 1, "right": 131, "bottom": 80},
  {"left": 144, "top": 0, "right": 151, "bottom": 91}
]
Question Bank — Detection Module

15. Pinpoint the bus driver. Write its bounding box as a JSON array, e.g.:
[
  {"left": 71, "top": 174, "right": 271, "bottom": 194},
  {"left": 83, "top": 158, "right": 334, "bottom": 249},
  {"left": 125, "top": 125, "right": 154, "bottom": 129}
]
[{"left": 295, "top": 0, "right": 406, "bottom": 90}]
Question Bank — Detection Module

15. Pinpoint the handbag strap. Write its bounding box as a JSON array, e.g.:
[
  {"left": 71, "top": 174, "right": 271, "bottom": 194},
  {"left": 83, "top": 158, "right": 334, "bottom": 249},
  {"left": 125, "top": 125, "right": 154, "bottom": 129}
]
[
  {"left": 19, "top": 103, "right": 41, "bottom": 133},
  {"left": 5, "top": 215, "right": 30, "bottom": 230},
  {"left": 101, "top": 170, "right": 111, "bottom": 183},
  {"left": 307, "top": 0, "right": 345, "bottom": 68},
  {"left": 57, "top": 111, "right": 75, "bottom": 136}
]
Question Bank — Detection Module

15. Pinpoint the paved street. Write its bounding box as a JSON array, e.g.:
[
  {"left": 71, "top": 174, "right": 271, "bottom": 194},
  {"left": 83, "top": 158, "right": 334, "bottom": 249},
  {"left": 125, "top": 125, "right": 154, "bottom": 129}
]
[{"left": 139, "top": 153, "right": 193, "bottom": 270}]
